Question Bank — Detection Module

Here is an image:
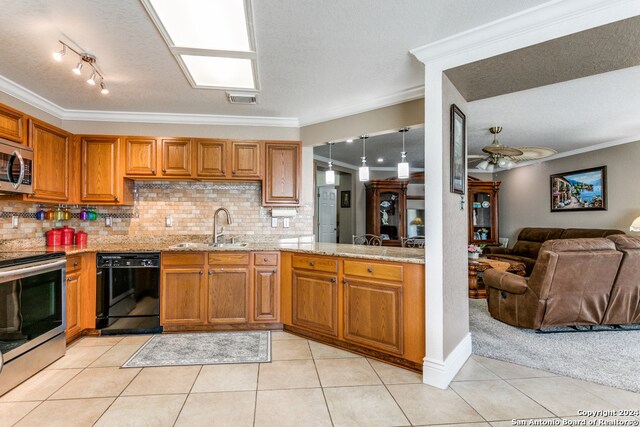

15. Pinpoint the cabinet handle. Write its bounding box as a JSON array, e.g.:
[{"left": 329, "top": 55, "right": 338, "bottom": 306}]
[
  {"left": 221, "top": 169, "right": 225, "bottom": 174},
  {"left": 309, "top": 261, "right": 315, "bottom": 266},
  {"left": 114, "top": 195, "right": 118, "bottom": 201},
  {"left": 162, "top": 168, "right": 167, "bottom": 173},
  {"left": 67, "top": 277, "right": 72, "bottom": 282},
  {"left": 199, "top": 270, "right": 204, "bottom": 275},
  {"left": 27, "top": 192, "right": 35, "bottom": 198},
  {"left": 264, "top": 258, "right": 269, "bottom": 262},
  {"left": 151, "top": 169, "right": 156, "bottom": 174},
  {"left": 367, "top": 268, "right": 373, "bottom": 273},
  {"left": 208, "top": 270, "right": 213, "bottom": 276},
  {"left": 342, "top": 279, "right": 347, "bottom": 285},
  {"left": 273, "top": 269, "right": 277, "bottom": 273},
  {"left": 330, "top": 278, "right": 336, "bottom": 283},
  {"left": 232, "top": 170, "right": 236, "bottom": 175},
  {"left": 73, "top": 262, "right": 78, "bottom": 267}
]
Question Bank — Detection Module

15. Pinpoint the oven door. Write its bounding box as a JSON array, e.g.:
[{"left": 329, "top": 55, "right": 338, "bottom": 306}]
[
  {"left": 0, "top": 259, "right": 66, "bottom": 364},
  {"left": 0, "top": 141, "right": 33, "bottom": 194}
]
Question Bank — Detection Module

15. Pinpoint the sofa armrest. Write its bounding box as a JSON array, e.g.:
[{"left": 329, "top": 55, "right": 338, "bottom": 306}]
[
  {"left": 483, "top": 269, "right": 529, "bottom": 294},
  {"left": 484, "top": 247, "right": 512, "bottom": 255}
]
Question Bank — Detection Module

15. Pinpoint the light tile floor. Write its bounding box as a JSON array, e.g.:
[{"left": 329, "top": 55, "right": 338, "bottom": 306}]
[{"left": 1, "top": 331, "right": 639, "bottom": 427}]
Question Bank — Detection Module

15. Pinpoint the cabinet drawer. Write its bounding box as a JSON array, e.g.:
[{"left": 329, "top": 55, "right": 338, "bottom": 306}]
[
  {"left": 343, "top": 260, "right": 403, "bottom": 282},
  {"left": 208, "top": 252, "right": 249, "bottom": 265},
  {"left": 254, "top": 253, "right": 278, "bottom": 266},
  {"left": 66, "top": 255, "right": 82, "bottom": 273},
  {"left": 162, "top": 252, "right": 205, "bottom": 266},
  {"left": 292, "top": 255, "right": 338, "bottom": 273}
]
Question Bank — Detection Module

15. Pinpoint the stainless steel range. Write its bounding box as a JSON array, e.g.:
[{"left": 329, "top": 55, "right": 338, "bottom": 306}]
[{"left": 0, "top": 252, "right": 66, "bottom": 396}]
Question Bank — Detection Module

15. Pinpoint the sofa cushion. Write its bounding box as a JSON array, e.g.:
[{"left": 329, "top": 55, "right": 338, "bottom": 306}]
[
  {"left": 607, "top": 234, "right": 640, "bottom": 250},
  {"left": 559, "top": 228, "right": 624, "bottom": 239},
  {"left": 511, "top": 228, "right": 564, "bottom": 260}
]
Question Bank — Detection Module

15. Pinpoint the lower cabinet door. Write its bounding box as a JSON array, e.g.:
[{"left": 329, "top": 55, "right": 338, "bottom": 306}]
[
  {"left": 253, "top": 267, "right": 279, "bottom": 322},
  {"left": 343, "top": 279, "right": 403, "bottom": 354},
  {"left": 208, "top": 268, "right": 249, "bottom": 323},
  {"left": 161, "top": 268, "right": 206, "bottom": 325},
  {"left": 292, "top": 270, "right": 338, "bottom": 337},
  {"left": 66, "top": 273, "right": 82, "bottom": 340}
]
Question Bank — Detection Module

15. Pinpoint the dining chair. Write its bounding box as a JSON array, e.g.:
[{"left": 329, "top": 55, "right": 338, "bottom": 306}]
[{"left": 352, "top": 234, "right": 382, "bottom": 246}]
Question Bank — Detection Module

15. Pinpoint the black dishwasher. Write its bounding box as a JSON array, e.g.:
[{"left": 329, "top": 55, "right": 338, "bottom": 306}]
[{"left": 96, "top": 252, "right": 162, "bottom": 334}]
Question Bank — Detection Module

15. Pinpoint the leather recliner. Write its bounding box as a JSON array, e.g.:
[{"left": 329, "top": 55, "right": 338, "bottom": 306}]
[
  {"left": 602, "top": 235, "right": 640, "bottom": 325},
  {"left": 484, "top": 238, "right": 623, "bottom": 329},
  {"left": 485, "top": 227, "right": 624, "bottom": 275}
]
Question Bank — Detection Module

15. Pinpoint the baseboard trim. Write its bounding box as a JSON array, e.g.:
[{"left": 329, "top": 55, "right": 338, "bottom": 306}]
[{"left": 422, "top": 333, "right": 472, "bottom": 389}]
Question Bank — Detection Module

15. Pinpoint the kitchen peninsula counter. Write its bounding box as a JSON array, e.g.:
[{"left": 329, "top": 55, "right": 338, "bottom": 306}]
[{"left": 0, "top": 237, "right": 425, "bottom": 264}]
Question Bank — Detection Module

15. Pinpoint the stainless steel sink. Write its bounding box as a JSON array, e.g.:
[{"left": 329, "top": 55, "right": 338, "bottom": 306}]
[{"left": 169, "top": 242, "right": 248, "bottom": 249}]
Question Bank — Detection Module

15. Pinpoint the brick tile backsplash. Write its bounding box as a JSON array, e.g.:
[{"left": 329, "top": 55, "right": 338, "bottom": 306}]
[{"left": 0, "top": 181, "right": 313, "bottom": 242}]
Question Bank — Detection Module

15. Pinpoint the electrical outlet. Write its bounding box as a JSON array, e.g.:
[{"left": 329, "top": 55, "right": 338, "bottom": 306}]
[
  {"left": 166, "top": 217, "right": 173, "bottom": 227},
  {"left": 105, "top": 217, "right": 112, "bottom": 227},
  {"left": 271, "top": 217, "right": 278, "bottom": 228},
  {"left": 11, "top": 215, "right": 19, "bottom": 229},
  {"left": 283, "top": 218, "right": 290, "bottom": 228}
]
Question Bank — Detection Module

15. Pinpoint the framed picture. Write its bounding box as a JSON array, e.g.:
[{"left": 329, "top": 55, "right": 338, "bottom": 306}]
[
  {"left": 340, "top": 190, "right": 351, "bottom": 208},
  {"left": 450, "top": 104, "right": 466, "bottom": 195},
  {"left": 550, "top": 166, "right": 607, "bottom": 212}
]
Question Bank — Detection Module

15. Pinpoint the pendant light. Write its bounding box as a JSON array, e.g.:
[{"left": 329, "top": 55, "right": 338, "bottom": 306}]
[
  {"left": 325, "top": 142, "right": 335, "bottom": 185},
  {"left": 358, "top": 135, "right": 369, "bottom": 182},
  {"left": 397, "top": 127, "right": 410, "bottom": 179}
]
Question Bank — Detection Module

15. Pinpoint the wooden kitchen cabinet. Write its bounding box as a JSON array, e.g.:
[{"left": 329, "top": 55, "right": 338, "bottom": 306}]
[
  {"left": 230, "top": 141, "right": 261, "bottom": 179},
  {"left": 81, "top": 136, "right": 134, "bottom": 204},
  {"left": 0, "top": 103, "right": 26, "bottom": 144},
  {"left": 65, "top": 272, "right": 82, "bottom": 341},
  {"left": 161, "top": 138, "right": 192, "bottom": 176},
  {"left": 65, "top": 253, "right": 96, "bottom": 343},
  {"left": 26, "top": 119, "right": 71, "bottom": 202},
  {"left": 161, "top": 252, "right": 207, "bottom": 325},
  {"left": 291, "top": 255, "right": 339, "bottom": 337},
  {"left": 253, "top": 252, "right": 280, "bottom": 322},
  {"left": 207, "top": 268, "right": 250, "bottom": 323},
  {"left": 125, "top": 137, "right": 157, "bottom": 176},
  {"left": 263, "top": 142, "right": 301, "bottom": 206},
  {"left": 196, "top": 139, "right": 227, "bottom": 178}
]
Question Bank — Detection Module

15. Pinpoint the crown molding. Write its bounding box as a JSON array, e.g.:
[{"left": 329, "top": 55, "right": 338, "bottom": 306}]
[
  {"left": 411, "top": 0, "right": 640, "bottom": 69},
  {"left": 299, "top": 85, "right": 424, "bottom": 127},
  {"left": 0, "top": 74, "right": 298, "bottom": 128}
]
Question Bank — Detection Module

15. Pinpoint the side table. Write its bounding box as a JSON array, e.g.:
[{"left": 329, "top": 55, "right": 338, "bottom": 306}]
[{"left": 468, "top": 257, "right": 526, "bottom": 299}]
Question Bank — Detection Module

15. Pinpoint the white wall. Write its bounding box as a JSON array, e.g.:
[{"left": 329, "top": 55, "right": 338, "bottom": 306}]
[{"left": 496, "top": 140, "right": 640, "bottom": 243}]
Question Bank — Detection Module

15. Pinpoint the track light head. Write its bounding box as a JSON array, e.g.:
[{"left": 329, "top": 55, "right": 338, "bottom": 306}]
[
  {"left": 100, "top": 81, "right": 109, "bottom": 95},
  {"left": 72, "top": 61, "right": 83, "bottom": 75},
  {"left": 87, "top": 72, "right": 97, "bottom": 85},
  {"left": 52, "top": 45, "right": 66, "bottom": 62}
]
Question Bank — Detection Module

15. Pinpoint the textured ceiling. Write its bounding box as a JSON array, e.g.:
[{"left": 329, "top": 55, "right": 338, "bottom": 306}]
[
  {"left": 0, "top": 0, "right": 547, "bottom": 123},
  {"left": 445, "top": 16, "right": 640, "bottom": 102}
]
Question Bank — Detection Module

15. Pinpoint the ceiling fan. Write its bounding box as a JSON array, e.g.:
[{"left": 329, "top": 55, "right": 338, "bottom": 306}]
[{"left": 469, "top": 126, "right": 557, "bottom": 171}]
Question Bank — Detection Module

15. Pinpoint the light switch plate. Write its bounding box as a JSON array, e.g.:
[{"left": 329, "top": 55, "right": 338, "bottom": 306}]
[
  {"left": 105, "top": 217, "right": 112, "bottom": 227},
  {"left": 166, "top": 217, "right": 173, "bottom": 227},
  {"left": 11, "top": 215, "right": 18, "bottom": 229},
  {"left": 271, "top": 218, "right": 278, "bottom": 228},
  {"left": 283, "top": 218, "right": 290, "bottom": 228}
]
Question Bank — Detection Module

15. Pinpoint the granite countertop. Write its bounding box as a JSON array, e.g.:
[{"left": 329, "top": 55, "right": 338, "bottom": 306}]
[{"left": 0, "top": 236, "right": 425, "bottom": 264}]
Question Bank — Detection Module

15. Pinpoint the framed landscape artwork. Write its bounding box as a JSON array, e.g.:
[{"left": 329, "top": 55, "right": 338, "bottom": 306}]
[
  {"left": 450, "top": 104, "right": 466, "bottom": 195},
  {"left": 550, "top": 166, "right": 607, "bottom": 212}
]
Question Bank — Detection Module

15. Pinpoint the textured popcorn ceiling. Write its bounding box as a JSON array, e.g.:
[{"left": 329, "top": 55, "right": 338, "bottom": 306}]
[{"left": 0, "top": 0, "right": 546, "bottom": 124}]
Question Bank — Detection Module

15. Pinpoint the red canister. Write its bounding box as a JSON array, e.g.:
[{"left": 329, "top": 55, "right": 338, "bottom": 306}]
[
  {"left": 60, "top": 226, "right": 75, "bottom": 245},
  {"left": 74, "top": 231, "right": 88, "bottom": 246},
  {"left": 46, "top": 229, "right": 62, "bottom": 246}
]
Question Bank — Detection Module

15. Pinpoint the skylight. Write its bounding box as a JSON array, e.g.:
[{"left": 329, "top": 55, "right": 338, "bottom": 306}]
[
  {"left": 142, "top": 0, "right": 258, "bottom": 90},
  {"left": 148, "top": 0, "right": 250, "bottom": 51},
  {"left": 181, "top": 55, "right": 255, "bottom": 89}
]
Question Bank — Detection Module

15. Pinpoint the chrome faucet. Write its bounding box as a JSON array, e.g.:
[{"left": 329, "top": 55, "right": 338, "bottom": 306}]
[{"left": 213, "top": 207, "right": 232, "bottom": 244}]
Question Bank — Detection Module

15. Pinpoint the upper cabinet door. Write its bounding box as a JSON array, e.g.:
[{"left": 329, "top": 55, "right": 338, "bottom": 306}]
[
  {"left": 161, "top": 138, "right": 192, "bottom": 176},
  {"left": 231, "top": 141, "right": 261, "bottom": 179},
  {"left": 263, "top": 142, "right": 301, "bottom": 206},
  {"left": 29, "top": 119, "right": 70, "bottom": 202},
  {"left": 125, "top": 137, "right": 157, "bottom": 176},
  {"left": 196, "top": 139, "right": 227, "bottom": 178},
  {"left": 0, "top": 104, "right": 26, "bottom": 144},
  {"left": 81, "top": 136, "right": 120, "bottom": 203}
]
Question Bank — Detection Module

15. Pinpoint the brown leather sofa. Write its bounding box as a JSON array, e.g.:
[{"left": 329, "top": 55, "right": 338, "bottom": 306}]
[
  {"left": 484, "top": 238, "right": 624, "bottom": 329},
  {"left": 485, "top": 227, "right": 624, "bottom": 275},
  {"left": 602, "top": 235, "right": 640, "bottom": 325}
]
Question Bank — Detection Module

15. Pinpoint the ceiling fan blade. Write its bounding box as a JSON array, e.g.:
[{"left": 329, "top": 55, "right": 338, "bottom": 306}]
[{"left": 510, "top": 146, "right": 557, "bottom": 162}]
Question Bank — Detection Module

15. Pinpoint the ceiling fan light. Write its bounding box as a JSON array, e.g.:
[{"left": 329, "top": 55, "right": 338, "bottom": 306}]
[
  {"left": 72, "top": 61, "right": 83, "bottom": 75},
  {"left": 497, "top": 157, "right": 507, "bottom": 167},
  {"left": 476, "top": 160, "right": 489, "bottom": 170},
  {"left": 486, "top": 163, "right": 495, "bottom": 172},
  {"left": 506, "top": 160, "right": 515, "bottom": 169}
]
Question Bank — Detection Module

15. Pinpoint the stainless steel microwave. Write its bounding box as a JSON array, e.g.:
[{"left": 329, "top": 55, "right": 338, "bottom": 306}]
[{"left": 0, "top": 138, "right": 33, "bottom": 194}]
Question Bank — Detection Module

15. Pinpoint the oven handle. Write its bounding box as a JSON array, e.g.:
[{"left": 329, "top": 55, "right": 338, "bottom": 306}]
[{"left": 0, "top": 258, "right": 66, "bottom": 279}]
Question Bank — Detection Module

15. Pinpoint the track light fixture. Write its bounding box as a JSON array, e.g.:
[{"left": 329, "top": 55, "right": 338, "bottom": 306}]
[{"left": 52, "top": 40, "right": 109, "bottom": 95}]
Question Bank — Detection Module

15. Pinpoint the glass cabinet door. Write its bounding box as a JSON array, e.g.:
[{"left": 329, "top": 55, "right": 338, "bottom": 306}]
[
  {"left": 406, "top": 199, "right": 425, "bottom": 237},
  {"left": 379, "top": 191, "right": 400, "bottom": 241},
  {"left": 472, "top": 191, "right": 493, "bottom": 241}
]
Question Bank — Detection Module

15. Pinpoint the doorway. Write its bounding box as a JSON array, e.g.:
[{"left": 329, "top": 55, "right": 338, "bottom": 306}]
[{"left": 317, "top": 186, "right": 337, "bottom": 242}]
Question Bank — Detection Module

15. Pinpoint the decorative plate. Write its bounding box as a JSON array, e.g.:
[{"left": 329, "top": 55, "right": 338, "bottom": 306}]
[
  {"left": 380, "top": 201, "right": 391, "bottom": 209},
  {"left": 481, "top": 201, "right": 490, "bottom": 208}
]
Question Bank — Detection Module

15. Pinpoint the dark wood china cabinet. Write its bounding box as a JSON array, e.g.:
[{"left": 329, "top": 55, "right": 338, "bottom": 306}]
[{"left": 468, "top": 177, "right": 501, "bottom": 246}]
